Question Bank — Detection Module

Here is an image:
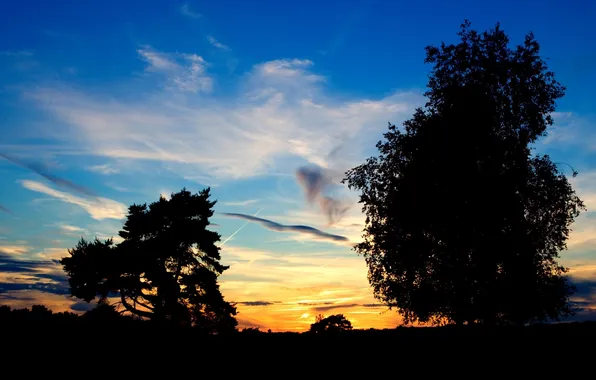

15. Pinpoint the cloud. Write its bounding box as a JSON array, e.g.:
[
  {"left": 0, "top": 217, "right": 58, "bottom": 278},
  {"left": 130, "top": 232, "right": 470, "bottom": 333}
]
[
  {"left": 20, "top": 55, "right": 420, "bottom": 182},
  {"left": 255, "top": 59, "right": 324, "bottom": 83},
  {"left": 1, "top": 152, "right": 96, "bottom": 197},
  {"left": 566, "top": 278, "right": 596, "bottom": 322},
  {"left": 541, "top": 112, "right": 596, "bottom": 150},
  {"left": 86, "top": 164, "right": 119, "bottom": 175},
  {"left": 312, "top": 302, "right": 385, "bottom": 313},
  {"left": 37, "top": 248, "right": 70, "bottom": 261},
  {"left": 221, "top": 199, "right": 260, "bottom": 207},
  {"left": 215, "top": 244, "right": 401, "bottom": 330},
  {"left": 0, "top": 282, "right": 69, "bottom": 295},
  {"left": 137, "top": 47, "right": 212, "bottom": 93},
  {"left": 207, "top": 36, "right": 230, "bottom": 51},
  {"left": 237, "top": 317, "right": 265, "bottom": 329},
  {"left": 219, "top": 212, "right": 350, "bottom": 244},
  {"left": 180, "top": 3, "right": 202, "bottom": 19},
  {"left": 571, "top": 278, "right": 596, "bottom": 301},
  {"left": 0, "top": 244, "right": 31, "bottom": 255},
  {"left": 236, "top": 301, "right": 278, "bottom": 306},
  {"left": 137, "top": 48, "right": 179, "bottom": 71},
  {"left": 233, "top": 299, "right": 383, "bottom": 312},
  {"left": 58, "top": 224, "right": 85, "bottom": 233},
  {"left": 0, "top": 251, "right": 69, "bottom": 297},
  {"left": 557, "top": 170, "right": 596, "bottom": 252},
  {"left": 296, "top": 164, "right": 351, "bottom": 224},
  {"left": 20, "top": 180, "right": 127, "bottom": 220}
]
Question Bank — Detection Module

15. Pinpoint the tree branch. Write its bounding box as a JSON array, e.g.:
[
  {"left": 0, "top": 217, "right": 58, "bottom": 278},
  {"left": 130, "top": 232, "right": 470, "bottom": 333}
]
[{"left": 120, "top": 292, "right": 153, "bottom": 319}]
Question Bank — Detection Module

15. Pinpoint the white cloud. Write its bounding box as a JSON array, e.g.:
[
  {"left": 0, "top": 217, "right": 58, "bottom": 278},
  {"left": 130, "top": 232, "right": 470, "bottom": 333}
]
[
  {"left": 255, "top": 59, "right": 324, "bottom": 83},
  {"left": 207, "top": 36, "right": 230, "bottom": 51},
  {"left": 59, "top": 224, "right": 85, "bottom": 233},
  {"left": 137, "top": 48, "right": 178, "bottom": 71},
  {"left": 86, "top": 164, "right": 119, "bottom": 175},
  {"left": 180, "top": 4, "right": 202, "bottom": 19},
  {"left": 22, "top": 55, "right": 422, "bottom": 183},
  {"left": 20, "top": 180, "right": 127, "bottom": 220},
  {"left": 137, "top": 47, "right": 212, "bottom": 93}
]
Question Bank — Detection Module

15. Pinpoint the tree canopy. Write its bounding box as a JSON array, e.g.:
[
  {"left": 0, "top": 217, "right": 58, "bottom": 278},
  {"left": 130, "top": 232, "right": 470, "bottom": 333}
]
[
  {"left": 60, "top": 188, "right": 237, "bottom": 333},
  {"left": 343, "top": 21, "right": 585, "bottom": 326}
]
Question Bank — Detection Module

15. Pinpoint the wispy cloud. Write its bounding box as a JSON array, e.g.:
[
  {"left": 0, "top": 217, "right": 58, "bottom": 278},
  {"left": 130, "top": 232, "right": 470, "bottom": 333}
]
[
  {"left": 256, "top": 59, "right": 324, "bottom": 83},
  {"left": 207, "top": 36, "right": 231, "bottom": 51},
  {"left": 137, "top": 48, "right": 179, "bottom": 71},
  {"left": 180, "top": 3, "right": 202, "bottom": 19},
  {"left": 137, "top": 47, "right": 212, "bottom": 93},
  {"left": 57, "top": 224, "right": 86, "bottom": 234},
  {"left": 222, "top": 199, "right": 260, "bottom": 207},
  {"left": 236, "top": 301, "right": 279, "bottom": 306},
  {"left": 86, "top": 164, "right": 119, "bottom": 175},
  {"left": 21, "top": 55, "right": 420, "bottom": 182},
  {"left": 296, "top": 164, "right": 350, "bottom": 225},
  {"left": 219, "top": 212, "right": 350, "bottom": 244},
  {"left": 20, "top": 180, "right": 127, "bottom": 220}
]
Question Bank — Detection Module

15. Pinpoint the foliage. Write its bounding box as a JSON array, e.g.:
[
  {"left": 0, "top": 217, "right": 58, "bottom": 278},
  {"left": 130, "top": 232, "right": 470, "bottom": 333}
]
[
  {"left": 310, "top": 314, "right": 353, "bottom": 333},
  {"left": 343, "top": 21, "right": 585, "bottom": 326},
  {"left": 60, "top": 188, "right": 237, "bottom": 333}
]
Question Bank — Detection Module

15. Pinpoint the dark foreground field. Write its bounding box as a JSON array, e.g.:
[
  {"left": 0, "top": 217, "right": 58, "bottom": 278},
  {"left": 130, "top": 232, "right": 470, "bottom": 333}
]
[
  {"left": 3, "top": 305, "right": 595, "bottom": 366},
  {"left": 3, "top": 319, "right": 594, "bottom": 371}
]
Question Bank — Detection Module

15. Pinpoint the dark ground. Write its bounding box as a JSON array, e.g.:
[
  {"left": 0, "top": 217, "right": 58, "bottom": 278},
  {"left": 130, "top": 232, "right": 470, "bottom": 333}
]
[
  {"left": 3, "top": 318, "right": 593, "bottom": 372},
  {"left": 3, "top": 304, "right": 594, "bottom": 367}
]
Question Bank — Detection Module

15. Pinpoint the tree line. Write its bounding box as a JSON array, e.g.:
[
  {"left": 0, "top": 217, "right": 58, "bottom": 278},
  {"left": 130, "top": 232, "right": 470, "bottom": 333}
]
[
  {"left": 0, "top": 304, "right": 355, "bottom": 335},
  {"left": 4, "top": 20, "right": 586, "bottom": 333}
]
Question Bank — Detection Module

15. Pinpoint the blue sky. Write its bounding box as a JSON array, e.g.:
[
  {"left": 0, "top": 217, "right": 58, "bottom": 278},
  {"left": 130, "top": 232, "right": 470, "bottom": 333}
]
[{"left": 1, "top": 0, "right": 595, "bottom": 330}]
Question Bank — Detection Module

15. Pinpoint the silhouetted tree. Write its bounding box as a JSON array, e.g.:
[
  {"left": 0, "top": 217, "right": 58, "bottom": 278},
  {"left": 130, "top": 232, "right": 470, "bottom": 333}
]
[
  {"left": 60, "top": 188, "right": 238, "bottom": 333},
  {"left": 29, "top": 304, "right": 52, "bottom": 321},
  {"left": 343, "top": 21, "right": 585, "bottom": 326},
  {"left": 0, "top": 305, "right": 14, "bottom": 323},
  {"left": 310, "top": 314, "right": 353, "bottom": 333}
]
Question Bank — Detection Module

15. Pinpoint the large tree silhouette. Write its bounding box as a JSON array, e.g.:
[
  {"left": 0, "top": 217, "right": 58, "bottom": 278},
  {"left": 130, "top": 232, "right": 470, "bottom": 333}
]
[
  {"left": 60, "top": 188, "right": 237, "bottom": 333},
  {"left": 343, "top": 21, "right": 585, "bottom": 326}
]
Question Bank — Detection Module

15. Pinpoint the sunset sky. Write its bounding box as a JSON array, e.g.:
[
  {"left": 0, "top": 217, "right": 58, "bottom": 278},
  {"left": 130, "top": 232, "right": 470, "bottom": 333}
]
[{"left": 1, "top": 0, "right": 595, "bottom": 331}]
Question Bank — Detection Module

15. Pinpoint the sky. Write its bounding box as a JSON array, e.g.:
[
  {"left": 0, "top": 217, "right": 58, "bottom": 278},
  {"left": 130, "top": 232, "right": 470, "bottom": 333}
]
[{"left": 1, "top": 0, "right": 595, "bottom": 331}]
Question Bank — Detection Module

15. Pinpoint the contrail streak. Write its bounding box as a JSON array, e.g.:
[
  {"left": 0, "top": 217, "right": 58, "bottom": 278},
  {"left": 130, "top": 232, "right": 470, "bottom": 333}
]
[
  {"left": 0, "top": 152, "right": 97, "bottom": 197},
  {"left": 218, "top": 208, "right": 263, "bottom": 247},
  {"left": 0, "top": 204, "right": 14, "bottom": 215}
]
